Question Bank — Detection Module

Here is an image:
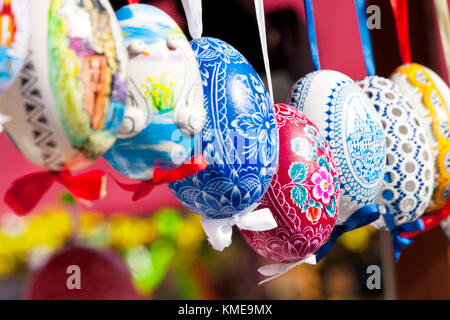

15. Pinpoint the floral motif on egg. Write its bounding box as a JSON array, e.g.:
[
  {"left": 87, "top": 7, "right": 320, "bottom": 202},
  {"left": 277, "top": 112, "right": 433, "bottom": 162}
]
[{"left": 240, "top": 104, "right": 339, "bottom": 263}]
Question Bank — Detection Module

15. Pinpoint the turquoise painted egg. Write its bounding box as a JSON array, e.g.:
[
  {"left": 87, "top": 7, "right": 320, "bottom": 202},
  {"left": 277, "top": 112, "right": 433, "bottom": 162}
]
[{"left": 104, "top": 4, "right": 206, "bottom": 180}]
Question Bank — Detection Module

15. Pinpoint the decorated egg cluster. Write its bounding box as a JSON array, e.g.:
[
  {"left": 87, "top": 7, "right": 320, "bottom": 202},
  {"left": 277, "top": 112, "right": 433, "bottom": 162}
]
[{"left": 0, "top": 0, "right": 449, "bottom": 287}]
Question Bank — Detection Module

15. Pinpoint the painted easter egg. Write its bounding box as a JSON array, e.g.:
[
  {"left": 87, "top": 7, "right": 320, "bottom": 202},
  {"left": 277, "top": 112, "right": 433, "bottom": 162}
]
[
  {"left": 0, "top": 0, "right": 127, "bottom": 172},
  {"left": 240, "top": 104, "right": 339, "bottom": 262},
  {"left": 391, "top": 63, "right": 450, "bottom": 212},
  {"left": 168, "top": 37, "right": 279, "bottom": 219},
  {"left": 0, "top": 0, "right": 29, "bottom": 94},
  {"left": 358, "top": 76, "right": 434, "bottom": 228},
  {"left": 286, "top": 70, "right": 386, "bottom": 224},
  {"left": 104, "top": 4, "right": 205, "bottom": 180}
]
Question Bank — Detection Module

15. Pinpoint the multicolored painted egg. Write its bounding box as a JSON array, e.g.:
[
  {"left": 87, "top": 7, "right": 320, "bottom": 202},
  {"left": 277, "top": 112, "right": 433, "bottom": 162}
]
[
  {"left": 286, "top": 70, "right": 386, "bottom": 224},
  {"left": 0, "top": 0, "right": 127, "bottom": 172},
  {"left": 391, "top": 63, "right": 450, "bottom": 212},
  {"left": 357, "top": 76, "right": 434, "bottom": 228},
  {"left": 169, "top": 37, "right": 279, "bottom": 219},
  {"left": 0, "top": 0, "right": 29, "bottom": 94},
  {"left": 104, "top": 4, "right": 205, "bottom": 180},
  {"left": 240, "top": 104, "right": 339, "bottom": 263}
]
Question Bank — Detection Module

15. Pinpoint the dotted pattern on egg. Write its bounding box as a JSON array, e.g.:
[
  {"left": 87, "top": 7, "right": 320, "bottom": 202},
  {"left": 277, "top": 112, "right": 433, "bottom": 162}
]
[
  {"left": 358, "top": 76, "right": 434, "bottom": 229},
  {"left": 391, "top": 64, "right": 450, "bottom": 212}
]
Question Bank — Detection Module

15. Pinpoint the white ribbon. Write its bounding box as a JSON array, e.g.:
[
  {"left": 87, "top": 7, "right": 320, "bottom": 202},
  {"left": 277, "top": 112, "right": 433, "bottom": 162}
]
[
  {"left": 257, "top": 255, "right": 317, "bottom": 285},
  {"left": 181, "top": 0, "right": 203, "bottom": 40},
  {"left": 254, "top": 0, "right": 274, "bottom": 103},
  {"left": 201, "top": 207, "right": 277, "bottom": 252},
  {"left": 0, "top": 114, "right": 11, "bottom": 133}
]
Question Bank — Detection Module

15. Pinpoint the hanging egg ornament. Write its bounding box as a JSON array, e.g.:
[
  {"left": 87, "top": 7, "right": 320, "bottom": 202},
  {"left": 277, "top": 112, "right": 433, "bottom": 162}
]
[
  {"left": 169, "top": 37, "right": 279, "bottom": 219},
  {"left": 240, "top": 104, "right": 339, "bottom": 267},
  {"left": 104, "top": 4, "right": 206, "bottom": 181},
  {"left": 0, "top": 0, "right": 127, "bottom": 172},
  {"left": 391, "top": 63, "right": 450, "bottom": 212},
  {"left": 357, "top": 76, "right": 435, "bottom": 228},
  {"left": 286, "top": 70, "right": 386, "bottom": 224},
  {"left": 0, "top": 0, "right": 29, "bottom": 94}
]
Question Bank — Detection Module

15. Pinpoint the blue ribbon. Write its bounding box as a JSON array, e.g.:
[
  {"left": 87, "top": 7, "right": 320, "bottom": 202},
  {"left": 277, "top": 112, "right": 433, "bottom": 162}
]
[
  {"left": 304, "top": 0, "right": 321, "bottom": 70},
  {"left": 315, "top": 204, "right": 381, "bottom": 261},
  {"left": 382, "top": 212, "right": 425, "bottom": 261},
  {"left": 354, "top": 0, "right": 376, "bottom": 76}
]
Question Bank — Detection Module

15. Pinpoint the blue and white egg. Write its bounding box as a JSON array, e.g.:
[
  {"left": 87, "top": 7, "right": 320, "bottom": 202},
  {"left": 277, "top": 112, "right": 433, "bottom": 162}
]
[
  {"left": 286, "top": 70, "right": 386, "bottom": 223},
  {"left": 358, "top": 76, "right": 434, "bottom": 228},
  {"left": 168, "top": 37, "right": 279, "bottom": 219},
  {"left": 104, "top": 4, "right": 206, "bottom": 180}
]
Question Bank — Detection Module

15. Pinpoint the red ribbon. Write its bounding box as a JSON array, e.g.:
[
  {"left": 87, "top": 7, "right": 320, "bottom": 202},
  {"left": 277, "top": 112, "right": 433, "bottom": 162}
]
[
  {"left": 128, "top": 0, "right": 139, "bottom": 4},
  {"left": 4, "top": 170, "right": 107, "bottom": 216},
  {"left": 401, "top": 202, "right": 450, "bottom": 238},
  {"left": 390, "top": 0, "right": 412, "bottom": 64},
  {"left": 114, "top": 155, "right": 208, "bottom": 201}
]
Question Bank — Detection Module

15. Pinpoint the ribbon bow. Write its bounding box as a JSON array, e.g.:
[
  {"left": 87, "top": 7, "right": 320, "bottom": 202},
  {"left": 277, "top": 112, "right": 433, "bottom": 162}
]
[
  {"left": 4, "top": 170, "right": 107, "bottom": 216},
  {"left": 382, "top": 212, "right": 425, "bottom": 261},
  {"left": 401, "top": 202, "right": 450, "bottom": 238},
  {"left": 257, "top": 255, "right": 317, "bottom": 285},
  {"left": 315, "top": 204, "right": 381, "bottom": 262},
  {"left": 201, "top": 206, "right": 277, "bottom": 252},
  {"left": 115, "top": 155, "right": 208, "bottom": 201}
]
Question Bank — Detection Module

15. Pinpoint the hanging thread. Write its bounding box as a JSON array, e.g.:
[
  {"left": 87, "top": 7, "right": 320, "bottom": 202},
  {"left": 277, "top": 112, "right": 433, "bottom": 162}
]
[
  {"left": 253, "top": 0, "right": 274, "bottom": 103},
  {"left": 353, "top": 0, "right": 376, "bottom": 76},
  {"left": 303, "top": 0, "right": 321, "bottom": 70},
  {"left": 181, "top": 0, "right": 203, "bottom": 40}
]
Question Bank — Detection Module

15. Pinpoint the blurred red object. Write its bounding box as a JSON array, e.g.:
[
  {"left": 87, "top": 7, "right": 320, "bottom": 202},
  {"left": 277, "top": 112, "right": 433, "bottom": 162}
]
[{"left": 22, "top": 246, "right": 144, "bottom": 300}]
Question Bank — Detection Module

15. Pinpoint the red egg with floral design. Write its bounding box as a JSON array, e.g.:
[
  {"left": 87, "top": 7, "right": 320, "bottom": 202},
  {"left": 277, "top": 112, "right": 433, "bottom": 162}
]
[{"left": 240, "top": 104, "right": 340, "bottom": 263}]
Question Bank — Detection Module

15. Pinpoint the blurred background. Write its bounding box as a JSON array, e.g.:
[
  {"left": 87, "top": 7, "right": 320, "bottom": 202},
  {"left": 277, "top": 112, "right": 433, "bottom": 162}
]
[{"left": 0, "top": 0, "right": 448, "bottom": 300}]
